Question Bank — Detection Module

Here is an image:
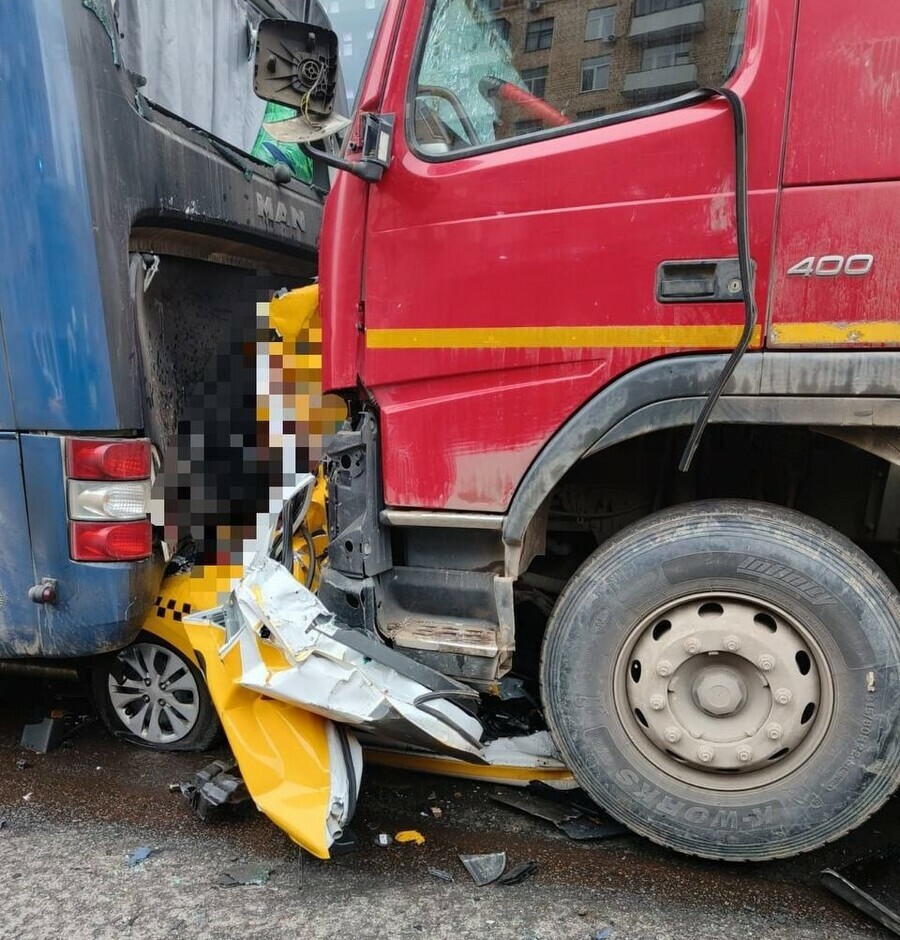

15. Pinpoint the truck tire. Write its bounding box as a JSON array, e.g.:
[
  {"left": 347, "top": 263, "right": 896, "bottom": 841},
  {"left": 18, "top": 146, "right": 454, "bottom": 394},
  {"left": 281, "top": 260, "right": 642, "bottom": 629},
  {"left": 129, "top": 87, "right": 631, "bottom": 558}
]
[
  {"left": 92, "top": 632, "right": 220, "bottom": 752},
  {"left": 540, "top": 499, "right": 900, "bottom": 861}
]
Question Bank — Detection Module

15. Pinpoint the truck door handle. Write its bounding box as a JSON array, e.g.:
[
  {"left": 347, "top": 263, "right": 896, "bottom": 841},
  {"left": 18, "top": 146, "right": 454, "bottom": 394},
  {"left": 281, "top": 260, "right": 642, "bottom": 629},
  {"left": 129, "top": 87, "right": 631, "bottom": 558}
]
[{"left": 656, "top": 258, "right": 747, "bottom": 302}]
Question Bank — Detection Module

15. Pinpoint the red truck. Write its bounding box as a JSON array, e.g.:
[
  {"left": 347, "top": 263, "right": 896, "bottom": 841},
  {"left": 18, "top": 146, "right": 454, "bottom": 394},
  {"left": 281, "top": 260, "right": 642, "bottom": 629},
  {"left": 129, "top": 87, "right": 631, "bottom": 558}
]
[{"left": 252, "top": 0, "right": 900, "bottom": 861}]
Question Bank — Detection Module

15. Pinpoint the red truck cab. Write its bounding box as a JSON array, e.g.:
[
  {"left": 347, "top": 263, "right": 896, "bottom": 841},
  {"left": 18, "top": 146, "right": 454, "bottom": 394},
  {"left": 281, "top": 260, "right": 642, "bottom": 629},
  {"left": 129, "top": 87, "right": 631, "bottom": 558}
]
[{"left": 261, "top": 0, "right": 900, "bottom": 861}]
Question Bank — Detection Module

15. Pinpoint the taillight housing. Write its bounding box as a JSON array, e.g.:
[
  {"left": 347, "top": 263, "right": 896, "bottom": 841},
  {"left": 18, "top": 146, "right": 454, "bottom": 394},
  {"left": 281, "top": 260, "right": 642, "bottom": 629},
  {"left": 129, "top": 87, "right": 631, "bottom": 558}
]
[
  {"left": 66, "top": 438, "right": 150, "bottom": 481},
  {"left": 65, "top": 437, "right": 152, "bottom": 562}
]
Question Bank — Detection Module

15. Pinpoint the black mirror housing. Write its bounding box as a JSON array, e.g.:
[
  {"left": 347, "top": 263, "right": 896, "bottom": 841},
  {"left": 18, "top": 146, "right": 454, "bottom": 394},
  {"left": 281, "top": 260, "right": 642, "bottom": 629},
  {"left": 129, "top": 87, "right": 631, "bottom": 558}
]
[{"left": 254, "top": 19, "right": 339, "bottom": 119}]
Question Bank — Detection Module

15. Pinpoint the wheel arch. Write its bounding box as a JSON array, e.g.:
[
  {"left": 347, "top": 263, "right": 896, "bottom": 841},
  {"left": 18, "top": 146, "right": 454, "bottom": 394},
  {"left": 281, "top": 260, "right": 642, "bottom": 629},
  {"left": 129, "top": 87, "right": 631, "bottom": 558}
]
[{"left": 503, "top": 351, "right": 900, "bottom": 576}]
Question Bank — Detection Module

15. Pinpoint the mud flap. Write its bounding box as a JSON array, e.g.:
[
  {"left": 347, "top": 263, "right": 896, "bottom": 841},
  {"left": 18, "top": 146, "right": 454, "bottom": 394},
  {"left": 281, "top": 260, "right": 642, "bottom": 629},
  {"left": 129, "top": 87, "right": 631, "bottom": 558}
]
[
  {"left": 185, "top": 617, "right": 362, "bottom": 860},
  {"left": 199, "top": 554, "right": 485, "bottom": 762}
]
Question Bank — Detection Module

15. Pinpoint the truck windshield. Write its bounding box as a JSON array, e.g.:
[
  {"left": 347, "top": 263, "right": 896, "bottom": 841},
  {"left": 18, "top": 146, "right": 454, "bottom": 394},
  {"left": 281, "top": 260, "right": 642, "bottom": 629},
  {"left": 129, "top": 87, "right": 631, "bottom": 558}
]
[{"left": 412, "top": 0, "right": 748, "bottom": 155}]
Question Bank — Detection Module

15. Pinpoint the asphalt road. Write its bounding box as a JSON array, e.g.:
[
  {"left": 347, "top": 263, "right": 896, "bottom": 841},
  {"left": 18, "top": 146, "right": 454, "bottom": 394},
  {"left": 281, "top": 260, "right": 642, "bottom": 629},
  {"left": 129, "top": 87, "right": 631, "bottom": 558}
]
[{"left": 0, "top": 681, "right": 894, "bottom": 940}]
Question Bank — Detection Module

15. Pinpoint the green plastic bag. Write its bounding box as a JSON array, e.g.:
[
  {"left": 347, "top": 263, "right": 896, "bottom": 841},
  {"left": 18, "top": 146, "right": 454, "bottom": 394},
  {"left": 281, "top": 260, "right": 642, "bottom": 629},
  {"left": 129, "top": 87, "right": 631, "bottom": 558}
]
[{"left": 251, "top": 103, "right": 313, "bottom": 184}]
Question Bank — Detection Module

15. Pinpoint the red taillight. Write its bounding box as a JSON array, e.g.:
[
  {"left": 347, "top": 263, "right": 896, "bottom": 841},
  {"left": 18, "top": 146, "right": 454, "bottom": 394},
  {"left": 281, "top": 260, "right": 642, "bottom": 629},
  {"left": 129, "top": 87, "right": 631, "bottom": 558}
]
[
  {"left": 69, "top": 521, "right": 152, "bottom": 562},
  {"left": 66, "top": 438, "right": 151, "bottom": 481}
]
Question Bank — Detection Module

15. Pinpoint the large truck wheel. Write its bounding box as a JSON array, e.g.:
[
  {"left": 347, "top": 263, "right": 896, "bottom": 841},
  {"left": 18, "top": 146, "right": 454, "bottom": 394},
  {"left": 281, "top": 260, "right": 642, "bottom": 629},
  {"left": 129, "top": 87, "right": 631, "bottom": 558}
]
[
  {"left": 91, "top": 632, "right": 220, "bottom": 751},
  {"left": 540, "top": 500, "right": 900, "bottom": 861}
]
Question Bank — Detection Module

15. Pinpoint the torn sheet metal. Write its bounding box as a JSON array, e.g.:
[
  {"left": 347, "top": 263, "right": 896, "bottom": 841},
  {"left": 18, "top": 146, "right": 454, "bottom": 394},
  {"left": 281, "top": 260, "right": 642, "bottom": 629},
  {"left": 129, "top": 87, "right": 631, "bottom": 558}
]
[
  {"left": 184, "top": 618, "right": 361, "bottom": 860},
  {"left": 822, "top": 852, "right": 900, "bottom": 937},
  {"left": 364, "top": 729, "right": 574, "bottom": 787},
  {"left": 203, "top": 555, "right": 484, "bottom": 762}
]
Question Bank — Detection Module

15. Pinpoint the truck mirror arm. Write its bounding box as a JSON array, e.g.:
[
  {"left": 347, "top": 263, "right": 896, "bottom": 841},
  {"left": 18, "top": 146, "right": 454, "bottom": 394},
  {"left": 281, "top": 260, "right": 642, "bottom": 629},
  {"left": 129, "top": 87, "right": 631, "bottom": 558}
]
[{"left": 299, "top": 142, "right": 385, "bottom": 183}]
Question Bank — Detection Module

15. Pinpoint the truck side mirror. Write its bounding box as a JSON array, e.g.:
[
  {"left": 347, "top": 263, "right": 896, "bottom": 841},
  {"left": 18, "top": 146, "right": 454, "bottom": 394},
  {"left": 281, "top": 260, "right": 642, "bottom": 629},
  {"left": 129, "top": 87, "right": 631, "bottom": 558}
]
[
  {"left": 254, "top": 20, "right": 340, "bottom": 134},
  {"left": 254, "top": 19, "right": 391, "bottom": 182}
]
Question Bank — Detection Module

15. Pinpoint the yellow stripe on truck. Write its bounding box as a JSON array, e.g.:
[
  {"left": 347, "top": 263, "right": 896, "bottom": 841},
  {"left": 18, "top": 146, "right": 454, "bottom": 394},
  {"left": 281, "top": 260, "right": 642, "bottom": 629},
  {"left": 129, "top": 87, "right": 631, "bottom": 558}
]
[
  {"left": 769, "top": 320, "right": 900, "bottom": 346},
  {"left": 366, "top": 325, "right": 763, "bottom": 349}
]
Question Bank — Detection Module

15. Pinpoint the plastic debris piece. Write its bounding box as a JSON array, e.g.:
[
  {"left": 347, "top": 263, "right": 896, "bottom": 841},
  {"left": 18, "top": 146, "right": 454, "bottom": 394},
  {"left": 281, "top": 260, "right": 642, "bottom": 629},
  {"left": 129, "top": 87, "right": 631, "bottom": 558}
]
[
  {"left": 497, "top": 860, "right": 538, "bottom": 886},
  {"left": 459, "top": 852, "right": 507, "bottom": 886},
  {"left": 127, "top": 846, "right": 156, "bottom": 867},
  {"left": 395, "top": 830, "right": 426, "bottom": 845},
  {"left": 430, "top": 806, "right": 443, "bottom": 819},
  {"left": 22, "top": 792, "right": 32, "bottom": 802},
  {"left": 492, "top": 788, "right": 628, "bottom": 841},
  {"left": 15, "top": 759, "right": 29, "bottom": 770},
  {"left": 216, "top": 863, "right": 273, "bottom": 887},
  {"left": 822, "top": 851, "right": 900, "bottom": 936},
  {"left": 180, "top": 759, "right": 251, "bottom": 822},
  {"left": 427, "top": 867, "right": 454, "bottom": 882},
  {"left": 592, "top": 929, "right": 612, "bottom": 940},
  {"left": 373, "top": 833, "right": 394, "bottom": 847}
]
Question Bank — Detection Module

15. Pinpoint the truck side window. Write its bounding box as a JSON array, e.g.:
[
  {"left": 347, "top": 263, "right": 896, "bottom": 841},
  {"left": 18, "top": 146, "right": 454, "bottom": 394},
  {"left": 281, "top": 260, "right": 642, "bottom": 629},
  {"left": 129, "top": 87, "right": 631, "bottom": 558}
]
[{"left": 410, "top": 0, "right": 748, "bottom": 156}]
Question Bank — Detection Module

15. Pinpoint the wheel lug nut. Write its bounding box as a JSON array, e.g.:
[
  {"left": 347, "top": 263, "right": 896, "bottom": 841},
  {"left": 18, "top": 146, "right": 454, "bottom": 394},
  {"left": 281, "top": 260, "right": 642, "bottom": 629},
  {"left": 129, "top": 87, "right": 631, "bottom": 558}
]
[
  {"left": 736, "top": 746, "right": 753, "bottom": 763},
  {"left": 656, "top": 660, "right": 674, "bottom": 677},
  {"left": 142, "top": 694, "right": 150, "bottom": 703},
  {"left": 697, "top": 745, "right": 715, "bottom": 763},
  {"left": 723, "top": 635, "right": 741, "bottom": 652},
  {"left": 765, "top": 722, "right": 783, "bottom": 741},
  {"left": 683, "top": 636, "right": 702, "bottom": 655},
  {"left": 144, "top": 678, "right": 151, "bottom": 686},
  {"left": 649, "top": 694, "right": 666, "bottom": 711},
  {"left": 664, "top": 726, "right": 682, "bottom": 743},
  {"left": 773, "top": 688, "right": 793, "bottom": 705},
  {"left": 757, "top": 653, "right": 776, "bottom": 672},
  {"left": 157, "top": 699, "right": 165, "bottom": 707}
]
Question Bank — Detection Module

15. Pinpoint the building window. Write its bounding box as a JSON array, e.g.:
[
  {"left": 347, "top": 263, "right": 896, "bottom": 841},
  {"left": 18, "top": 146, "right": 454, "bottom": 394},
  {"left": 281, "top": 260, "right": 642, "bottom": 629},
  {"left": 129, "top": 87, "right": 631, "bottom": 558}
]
[
  {"left": 491, "top": 17, "right": 510, "bottom": 42},
  {"left": 514, "top": 119, "right": 543, "bottom": 134},
  {"left": 580, "top": 55, "right": 610, "bottom": 92},
  {"left": 641, "top": 40, "right": 692, "bottom": 70},
  {"left": 577, "top": 107, "right": 606, "bottom": 120},
  {"left": 525, "top": 17, "right": 554, "bottom": 52},
  {"left": 585, "top": 7, "right": 616, "bottom": 42},
  {"left": 520, "top": 66, "right": 548, "bottom": 99},
  {"left": 634, "top": 0, "right": 698, "bottom": 14}
]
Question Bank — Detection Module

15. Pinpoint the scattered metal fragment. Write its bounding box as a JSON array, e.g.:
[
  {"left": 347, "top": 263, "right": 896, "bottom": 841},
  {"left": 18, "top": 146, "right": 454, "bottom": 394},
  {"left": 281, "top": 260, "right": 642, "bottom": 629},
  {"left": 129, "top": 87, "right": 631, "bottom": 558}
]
[
  {"left": 395, "top": 830, "right": 426, "bottom": 845},
  {"left": 491, "top": 787, "right": 627, "bottom": 842},
  {"left": 20, "top": 713, "right": 91, "bottom": 754},
  {"left": 459, "top": 852, "right": 507, "bottom": 886},
  {"left": 127, "top": 847, "right": 157, "bottom": 867},
  {"left": 15, "top": 759, "right": 28, "bottom": 770},
  {"left": 427, "top": 867, "right": 454, "bottom": 882},
  {"left": 822, "top": 851, "right": 900, "bottom": 937},
  {"left": 373, "top": 833, "right": 393, "bottom": 847},
  {"left": 22, "top": 792, "right": 32, "bottom": 802},
  {"left": 179, "top": 759, "right": 251, "bottom": 822},
  {"left": 497, "top": 860, "right": 538, "bottom": 886},
  {"left": 216, "top": 862, "right": 273, "bottom": 887}
]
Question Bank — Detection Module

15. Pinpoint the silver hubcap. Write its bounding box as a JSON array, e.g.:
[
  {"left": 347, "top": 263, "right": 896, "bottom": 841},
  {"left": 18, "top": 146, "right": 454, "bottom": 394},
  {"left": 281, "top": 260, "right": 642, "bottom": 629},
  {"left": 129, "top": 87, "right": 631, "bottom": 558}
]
[
  {"left": 617, "top": 593, "right": 832, "bottom": 789},
  {"left": 108, "top": 641, "right": 200, "bottom": 744}
]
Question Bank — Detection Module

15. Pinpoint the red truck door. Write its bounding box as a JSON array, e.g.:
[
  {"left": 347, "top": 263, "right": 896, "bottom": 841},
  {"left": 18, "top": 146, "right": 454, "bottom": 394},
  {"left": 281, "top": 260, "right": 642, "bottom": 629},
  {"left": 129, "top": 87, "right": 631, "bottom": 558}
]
[
  {"left": 768, "top": 1, "right": 900, "bottom": 349},
  {"left": 357, "top": 0, "right": 796, "bottom": 512}
]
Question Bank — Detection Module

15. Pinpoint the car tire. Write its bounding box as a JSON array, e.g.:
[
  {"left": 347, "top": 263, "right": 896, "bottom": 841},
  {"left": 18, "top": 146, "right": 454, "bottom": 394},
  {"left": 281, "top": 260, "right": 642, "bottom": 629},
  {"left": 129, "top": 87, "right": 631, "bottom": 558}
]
[
  {"left": 92, "top": 631, "right": 220, "bottom": 751},
  {"left": 540, "top": 499, "right": 900, "bottom": 861}
]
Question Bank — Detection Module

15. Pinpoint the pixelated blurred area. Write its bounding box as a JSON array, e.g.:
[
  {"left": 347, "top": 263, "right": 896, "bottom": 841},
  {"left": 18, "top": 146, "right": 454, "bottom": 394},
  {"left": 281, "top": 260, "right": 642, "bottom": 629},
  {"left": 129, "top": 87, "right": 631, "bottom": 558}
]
[{"left": 152, "top": 281, "right": 344, "bottom": 567}]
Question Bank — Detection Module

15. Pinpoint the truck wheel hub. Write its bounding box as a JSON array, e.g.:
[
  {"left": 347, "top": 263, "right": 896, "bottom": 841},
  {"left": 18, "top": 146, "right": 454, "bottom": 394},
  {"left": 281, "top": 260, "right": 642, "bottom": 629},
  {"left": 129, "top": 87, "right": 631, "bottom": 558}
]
[{"left": 618, "top": 593, "right": 831, "bottom": 789}]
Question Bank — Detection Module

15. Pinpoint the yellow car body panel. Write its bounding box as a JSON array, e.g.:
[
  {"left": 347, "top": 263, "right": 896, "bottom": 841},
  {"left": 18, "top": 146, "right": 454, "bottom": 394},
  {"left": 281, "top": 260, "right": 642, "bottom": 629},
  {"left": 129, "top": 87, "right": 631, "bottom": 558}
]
[{"left": 184, "top": 621, "right": 340, "bottom": 860}]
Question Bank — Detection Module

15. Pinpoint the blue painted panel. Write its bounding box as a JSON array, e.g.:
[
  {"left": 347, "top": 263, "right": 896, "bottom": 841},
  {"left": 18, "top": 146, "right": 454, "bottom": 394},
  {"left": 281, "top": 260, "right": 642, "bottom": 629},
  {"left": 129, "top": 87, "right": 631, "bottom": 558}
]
[
  {"left": 0, "top": 436, "right": 39, "bottom": 656},
  {"left": 0, "top": 2, "right": 117, "bottom": 431},
  {"left": 20, "top": 434, "right": 162, "bottom": 657}
]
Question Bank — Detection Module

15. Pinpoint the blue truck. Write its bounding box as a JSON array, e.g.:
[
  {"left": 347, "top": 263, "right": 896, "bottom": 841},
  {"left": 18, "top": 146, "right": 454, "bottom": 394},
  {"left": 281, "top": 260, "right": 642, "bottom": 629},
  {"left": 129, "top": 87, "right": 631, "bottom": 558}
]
[{"left": 0, "top": 0, "right": 329, "bottom": 737}]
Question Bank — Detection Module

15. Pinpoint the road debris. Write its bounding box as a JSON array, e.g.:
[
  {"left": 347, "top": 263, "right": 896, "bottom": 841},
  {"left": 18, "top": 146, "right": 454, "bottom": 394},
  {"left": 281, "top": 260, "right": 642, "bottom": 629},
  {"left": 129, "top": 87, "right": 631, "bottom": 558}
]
[
  {"left": 491, "top": 786, "right": 627, "bottom": 841},
  {"left": 22, "top": 792, "right": 32, "bottom": 802},
  {"left": 178, "top": 759, "right": 251, "bottom": 822},
  {"left": 430, "top": 806, "right": 443, "bottom": 818},
  {"left": 216, "top": 862, "right": 273, "bottom": 887},
  {"left": 15, "top": 759, "right": 28, "bottom": 770},
  {"left": 373, "top": 833, "right": 393, "bottom": 847},
  {"left": 497, "top": 860, "right": 538, "bottom": 886},
  {"left": 427, "top": 867, "right": 454, "bottom": 882},
  {"left": 459, "top": 852, "right": 507, "bottom": 886},
  {"left": 127, "top": 846, "right": 158, "bottom": 867},
  {"left": 20, "top": 712, "right": 92, "bottom": 754},
  {"left": 591, "top": 928, "right": 613, "bottom": 940},
  {"left": 395, "top": 830, "right": 426, "bottom": 845},
  {"left": 822, "top": 851, "right": 900, "bottom": 936}
]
